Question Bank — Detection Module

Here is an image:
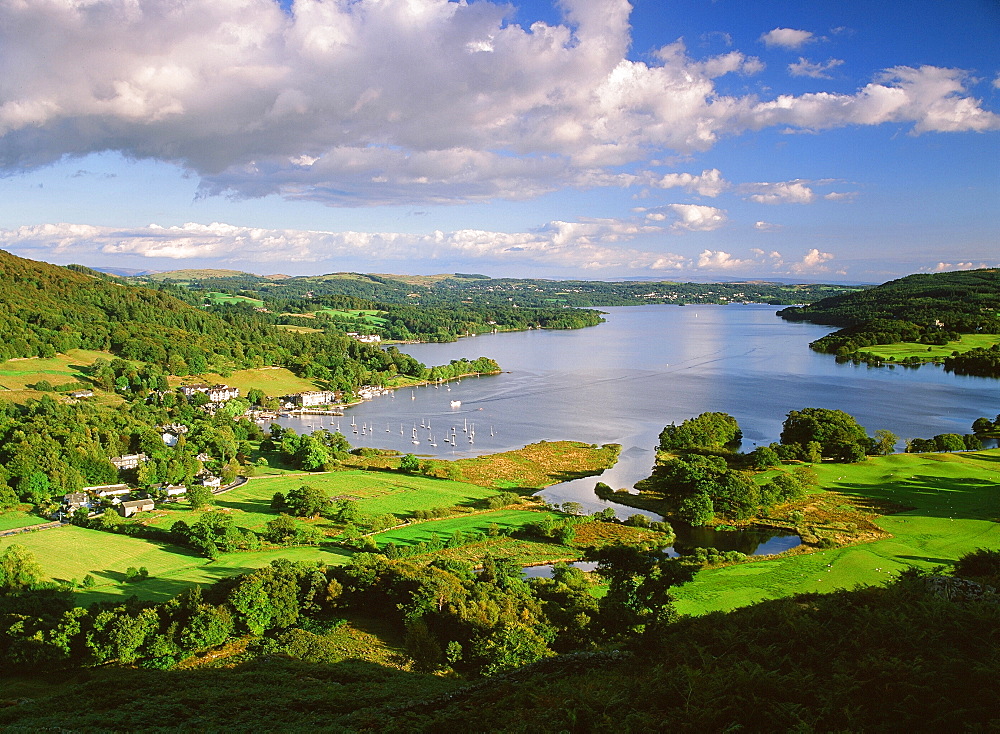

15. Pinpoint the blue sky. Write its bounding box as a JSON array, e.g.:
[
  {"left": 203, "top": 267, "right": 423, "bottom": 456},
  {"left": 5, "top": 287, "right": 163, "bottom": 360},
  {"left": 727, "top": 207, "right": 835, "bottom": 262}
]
[{"left": 0, "top": 0, "right": 996, "bottom": 282}]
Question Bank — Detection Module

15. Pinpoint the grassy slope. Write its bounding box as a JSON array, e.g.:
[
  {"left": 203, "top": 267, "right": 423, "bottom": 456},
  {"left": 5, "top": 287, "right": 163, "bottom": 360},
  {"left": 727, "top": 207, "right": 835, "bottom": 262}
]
[
  {"left": 0, "top": 524, "right": 352, "bottom": 606},
  {"left": 168, "top": 366, "right": 319, "bottom": 397},
  {"left": 372, "top": 509, "right": 557, "bottom": 547},
  {"left": 203, "top": 292, "right": 264, "bottom": 307},
  {"left": 0, "top": 510, "right": 49, "bottom": 531},
  {"left": 673, "top": 449, "right": 1000, "bottom": 614},
  {"left": 0, "top": 349, "right": 116, "bottom": 402},
  {"left": 867, "top": 333, "right": 1000, "bottom": 362}
]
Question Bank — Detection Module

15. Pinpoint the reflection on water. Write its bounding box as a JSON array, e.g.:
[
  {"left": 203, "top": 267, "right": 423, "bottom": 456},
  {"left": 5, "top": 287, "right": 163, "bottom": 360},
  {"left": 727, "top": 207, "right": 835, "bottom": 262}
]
[{"left": 522, "top": 525, "right": 801, "bottom": 579}]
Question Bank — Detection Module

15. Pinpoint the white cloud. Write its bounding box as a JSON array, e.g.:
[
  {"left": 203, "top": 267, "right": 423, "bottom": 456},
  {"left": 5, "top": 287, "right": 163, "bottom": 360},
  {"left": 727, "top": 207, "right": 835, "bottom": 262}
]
[
  {"left": 823, "top": 191, "right": 857, "bottom": 201},
  {"left": 665, "top": 204, "right": 728, "bottom": 231},
  {"left": 789, "top": 248, "right": 834, "bottom": 273},
  {"left": 743, "top": 180, "right": 815, "bottom": 204},
  {"left": 697, "top": 250, "right": 752, "bottom": 269},
  {"left": 788, "top": 57, "right": 844, "bottom": 79},
  {"left": 649, "top": 168, "right": 728, "bottom": 197},
  {"left": 746, "top": 66, "right": 1000, "bottom": 134},
  {"left": 753, "top": 222, "right": 783, "bottom": 232},
  {"left": 760, "top": 28, "right": 815, "bottom": 49},
  {"left": 0, "top": 2, "right": 995, "bottom": 207},
  {"left": 927, "top": 261, "right": 991, "bottom": 272}
]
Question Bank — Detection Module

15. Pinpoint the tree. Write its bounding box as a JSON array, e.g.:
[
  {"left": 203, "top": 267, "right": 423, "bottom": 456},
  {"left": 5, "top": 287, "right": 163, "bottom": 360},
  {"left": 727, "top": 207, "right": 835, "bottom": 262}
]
[
  {"left": 399, "top": 453, "right": 420, "bottom": 473},
  {"left": 265, "top": 514, "right": 299, "bottom": 544},
  {"left": 0, "top": 544, "right": 43, "bottom": 591},
  {"left": 187, "top": 484, "right": 214, "bottom": 510},
  {"left": 658, "top": 412, "right": 742, "bottom": 452},
  {"left": 746, "top": 445, "right": 781, "bottom": 470},
  {"left": 873, "top": 429, "right": 899, "bottom": 456},
  {"left": 285, "top": 485, "right": 329, "bottom": 517},
  {"left": 561, "top": 501, "right": 583, "bottom": 516},
  {"left": 780, "top": 408, "right": 872, "bottom": 462},
  {"left": 677, "top": 490, "right": 714, "bottom": 526}
]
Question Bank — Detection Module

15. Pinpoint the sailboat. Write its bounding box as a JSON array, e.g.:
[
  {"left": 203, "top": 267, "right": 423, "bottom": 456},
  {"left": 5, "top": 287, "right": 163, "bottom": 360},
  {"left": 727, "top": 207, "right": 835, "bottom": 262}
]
[
  {"left": 386, "top": 423, "right": 391, "bottom": 433},
  {"left": 411, "top": 425, "right": 420, "bottom": 445}
]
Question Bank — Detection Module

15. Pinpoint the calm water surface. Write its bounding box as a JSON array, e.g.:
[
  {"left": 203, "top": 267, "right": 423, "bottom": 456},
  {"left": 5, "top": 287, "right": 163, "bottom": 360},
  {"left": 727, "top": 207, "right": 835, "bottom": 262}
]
[{"left": 278, "top": 305, "right": 998, "bottom": 525}]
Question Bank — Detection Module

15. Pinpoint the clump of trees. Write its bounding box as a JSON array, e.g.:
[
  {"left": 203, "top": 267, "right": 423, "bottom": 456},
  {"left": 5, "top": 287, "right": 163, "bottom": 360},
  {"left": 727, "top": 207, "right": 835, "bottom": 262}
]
[{"left": 658, "top": 412, "right": 742, "bottom": 453}]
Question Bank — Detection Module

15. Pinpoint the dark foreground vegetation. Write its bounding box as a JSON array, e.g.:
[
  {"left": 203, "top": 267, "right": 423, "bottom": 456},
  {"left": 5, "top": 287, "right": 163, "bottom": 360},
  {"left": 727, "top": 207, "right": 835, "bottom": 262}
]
[
  {"left": 779, "top": 268, "right": 1000, "bottom": 375},
  {"left": 1, "top": 548, "right": 997, "bottom": 732}
]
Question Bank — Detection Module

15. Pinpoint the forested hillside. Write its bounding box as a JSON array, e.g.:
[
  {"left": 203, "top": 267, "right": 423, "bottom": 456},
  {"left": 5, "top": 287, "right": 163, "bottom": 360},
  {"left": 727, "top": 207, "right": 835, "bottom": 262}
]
[
  {"left": 0, "top": 251, "right": 463, "bottom": 387},
  {"left": 131, "top": 269, "right": 859, "bottom": 308},
  {"left": 778, "top": 268, "right": 1000, "bottom": 375}
]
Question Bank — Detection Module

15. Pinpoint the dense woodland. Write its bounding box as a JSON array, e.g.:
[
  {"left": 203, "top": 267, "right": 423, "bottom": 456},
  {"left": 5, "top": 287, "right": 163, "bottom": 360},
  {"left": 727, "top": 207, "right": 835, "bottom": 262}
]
[
  {"left": 779, "top": 268, "right": 1000, "bottom": 375},
  {"left": 0, "top": 541, "right": 997, "bottom": 731}
]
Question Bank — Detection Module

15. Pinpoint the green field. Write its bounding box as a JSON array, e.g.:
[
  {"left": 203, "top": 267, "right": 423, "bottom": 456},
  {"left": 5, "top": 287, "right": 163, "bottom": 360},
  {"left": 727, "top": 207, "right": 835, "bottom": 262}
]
[
  {"left": 0, "top": 525, "right": 353, "bottom": 605},
  {"left": 0, "top": 349, "right": 114, "bottom": 392},
  {"left": 0, "top": 510, "right": 49, "bottom": 532},
  {"left": 318, "top": 308, "right": 387, "bottom": 325},
  {"left": 673, "top": 449, "right": 1000, "bottom": 615},
  {"left": 170, "top": 366, "right": 319, "bottom": 397},
  {"left": 244, "top": 470, "right": 499, "bottom": 517},
  {"left": 142, "top": 471, "right": 501, "bottom": 541},
  {"left": 372, "top": 509, "right": 559, "bottom": 548},
  {"left": 867, "top": 333, "right": 1000, "bottom": 362},
  {"left": 203, "top": 291, "right": 265, "bottom": 307}
]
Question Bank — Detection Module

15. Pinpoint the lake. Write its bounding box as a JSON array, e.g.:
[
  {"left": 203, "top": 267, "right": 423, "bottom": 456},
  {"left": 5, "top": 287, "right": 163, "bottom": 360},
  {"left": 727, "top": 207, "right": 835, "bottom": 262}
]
[{"left": 277, "top": 304, "right": 998, "bottom": 522}]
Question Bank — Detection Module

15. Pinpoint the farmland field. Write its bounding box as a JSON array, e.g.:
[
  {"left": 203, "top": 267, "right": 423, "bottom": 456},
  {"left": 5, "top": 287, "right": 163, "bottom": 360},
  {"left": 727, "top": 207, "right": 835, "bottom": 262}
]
[
  {"left": 168, "top": 366, "right": 319, "bottom": 397},
  {"left": 0, "top": 510, "right": 49, "bottom": 532},
  {"left": 866, "top": 333, "right": 1000, "bottom": 362},
  {"left": 203, "top": 291, "right": 264, "bottom": 307},
  {"left": 0, "top": 349, "right": 115, "bottom": 400},
  {"left": 673, "top": 449, "right": 1000, "bottom": 615},
  {"left": 0, "top": 524, "right": 352, "bottom": 605},
  {"left": 372, "top": 509, "right": 559, "bottom": 548}
]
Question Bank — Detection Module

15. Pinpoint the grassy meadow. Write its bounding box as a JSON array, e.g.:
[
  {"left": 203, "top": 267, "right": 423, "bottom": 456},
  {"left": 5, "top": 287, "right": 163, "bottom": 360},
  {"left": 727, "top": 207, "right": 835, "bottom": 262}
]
[
  {"left": 203, "top": 292, "right": 264, "bottom": 307},
  {"left": 169, "top": 366, "right": 319, "bottom": 397},
  {"left": 0, "top": 349, "right": 116, "bottom": 403},
  {"left": 0, "top": 510, "right": 49, "bottom": 532},
  {"left": 673, "top": 449, "right": 1000, "bottom": 615},
  {"left": 0, "top": 524, "right": 353, "bottom": 606},
  {"left": 866, "top": 333, "right": 1000, "bottom": 362}
]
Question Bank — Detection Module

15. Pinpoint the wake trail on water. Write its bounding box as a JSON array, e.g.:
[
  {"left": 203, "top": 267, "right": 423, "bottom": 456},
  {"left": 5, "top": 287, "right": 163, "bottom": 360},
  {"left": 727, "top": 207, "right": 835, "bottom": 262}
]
[{"left": 452, "top": 347, "right": 756, "bottom": 407}]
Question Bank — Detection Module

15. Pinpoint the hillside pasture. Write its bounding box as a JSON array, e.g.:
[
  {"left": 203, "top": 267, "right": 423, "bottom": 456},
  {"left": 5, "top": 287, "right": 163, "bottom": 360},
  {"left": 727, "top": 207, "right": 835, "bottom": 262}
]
[
  {"left": 0, "top": 349, "right": 112, "bottom": 390},
  {"left": 866, "top": 333, "right": 1000, "bottom": 363},
  {"left": 170, "top": 366, "right": 319, "bottom": 397},
  {"left": 0, "top": 510, "right": 49, "bottom": 532},
  {"left": 203, "top": 291, "right": 264, "bottom": 307},
  {"left": 372, "top": 509, "right": 559, "bottom": 548},
  {"left": 673, "top": 449, "right": 1000, "bottom": 615},
  {"left": 0, "top": 524, "right": 352, "bottom": 606},
  {"left": 245, "top": 470, "right": 499, "bottom": 518}
]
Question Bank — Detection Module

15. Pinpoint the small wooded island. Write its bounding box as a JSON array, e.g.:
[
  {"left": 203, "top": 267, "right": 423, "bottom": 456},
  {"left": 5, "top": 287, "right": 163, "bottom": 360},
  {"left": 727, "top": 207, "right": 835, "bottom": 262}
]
[{"left": 0, "top": 252, "right": 997, "bottom": 730}]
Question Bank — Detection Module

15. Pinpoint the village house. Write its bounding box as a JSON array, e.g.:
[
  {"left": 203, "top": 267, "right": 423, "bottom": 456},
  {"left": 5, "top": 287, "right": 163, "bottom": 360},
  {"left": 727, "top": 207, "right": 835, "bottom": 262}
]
[
  {"left": 293, "top": 390, "right": 338, "bottom": 407},
  {"left": 346, "top": 332, "right": 381, "bottom": 343},
  {"left": 61, "top": 492, "right": 90, "bottom": 511},
  {"left": 84, "top": 484, "right": 132, "bottom": 498},
  {"left": 150, "top": 483, "right": 187, "bottom": 497},
  {"left": 110, "top": 454, "right": 147, "bottom": 470},
  {"left": 119, "top": 498, "right": 155, "bottom": 517},
  {"left": 198, "top": 476, "right": 222, "bottom": 490},
  {"left": 180, "top": 384, "right": 240, "bottom": 402},
  {"left": 68, "top": 389, "right": 94, "bottom": 399}
]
